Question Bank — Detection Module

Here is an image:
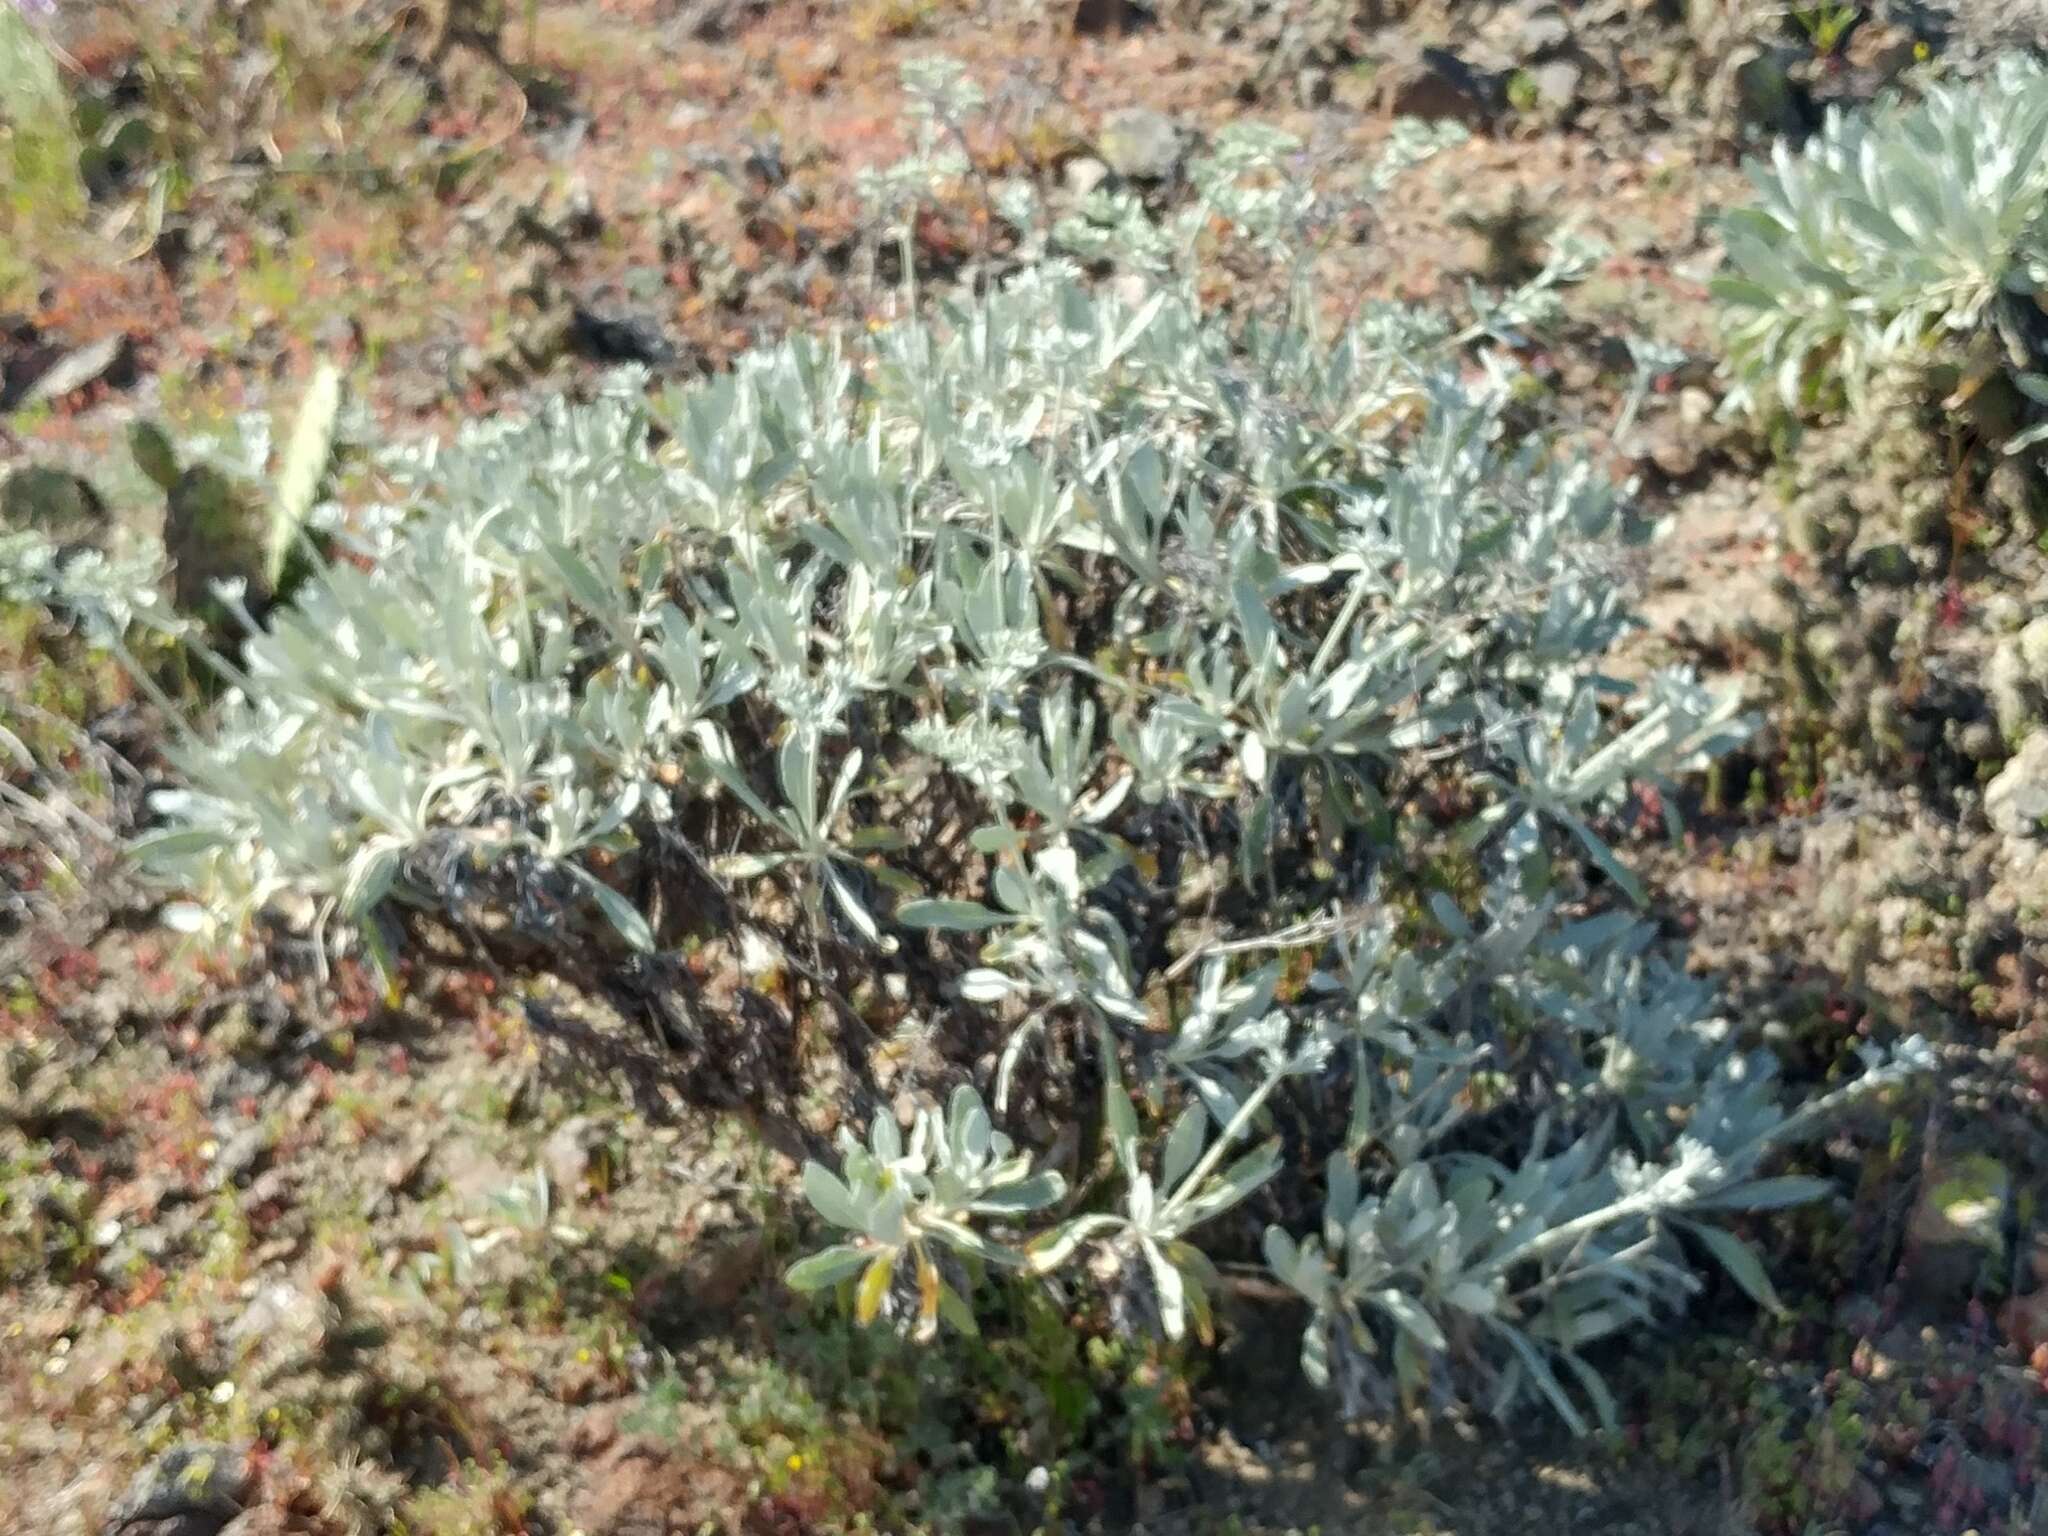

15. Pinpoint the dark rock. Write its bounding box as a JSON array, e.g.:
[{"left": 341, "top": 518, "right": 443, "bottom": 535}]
[
  {"left": 1726, "top": 44, "right": 1809, "bottom": 137},
  {"left": 1851, "top": 542, "right": 1918, "bottom": 588},
  {"left": 0, "top": 314, "right": 61, "bottom": 411},
  {"left": 1, "top": 464, "right": 105, "bottom": 538},
  {"left": 567, "top": 305, "right": 678, "bottom": 369},
  {"left": 103, "top": 1444, "right": 249, "bottom": 1536},
  {"left": 1073, "top": 0, "right": 1134, "bottom": 35},
  {"left": 1380, "top": 46, "right": 1501, "bottom": 126}
]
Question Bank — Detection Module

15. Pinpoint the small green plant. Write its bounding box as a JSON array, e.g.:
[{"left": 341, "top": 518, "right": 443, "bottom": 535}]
[
  {"left": 1788, "top": 2, "right": 1860, "bottom": 58},
  {"left": 789, "top": 1085, "right": 1066, "bottom": 1338}
]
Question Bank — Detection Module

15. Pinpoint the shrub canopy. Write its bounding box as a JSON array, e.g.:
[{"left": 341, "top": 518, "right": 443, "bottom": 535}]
[{"left": 134, "top": 110, "right": 1927, "bottom": 1431}]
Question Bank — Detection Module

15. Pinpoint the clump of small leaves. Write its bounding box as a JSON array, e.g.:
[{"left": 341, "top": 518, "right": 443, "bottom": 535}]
[
  {"left": 131, "top": 65, "right": 1928, "bottom": 1435},
  {"left": 1713, "top": 54, "right": 2048, "bottom": 447}
]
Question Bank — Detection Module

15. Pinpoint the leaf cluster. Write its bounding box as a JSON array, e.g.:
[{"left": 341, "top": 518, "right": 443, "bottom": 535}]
[{"left": 1714, "top": 55, "right": 2048, "bottom": 446}]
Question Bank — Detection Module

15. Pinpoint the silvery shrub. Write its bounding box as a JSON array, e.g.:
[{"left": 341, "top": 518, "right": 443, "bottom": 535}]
[{"left": 128, "top": 69, "right": 1928, "bottom": 1431}]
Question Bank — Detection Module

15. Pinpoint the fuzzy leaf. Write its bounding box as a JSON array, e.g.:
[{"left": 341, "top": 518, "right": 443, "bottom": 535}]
[
  {"left": 786, "top": 1244, "right": 873, "bottom": 1292},
  {"left": 897, "top": 898, "right": 1008, "bottom": 931},
  {"left": 1683, "top": 1221, "right": 1784, "bottom": 1315},
  {"left": 802, "top": 1162, "right": 867, "bottom": 1230},
  {"left": 1161, "top": 1102, "right": 1209, "bottom": 1195}
]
